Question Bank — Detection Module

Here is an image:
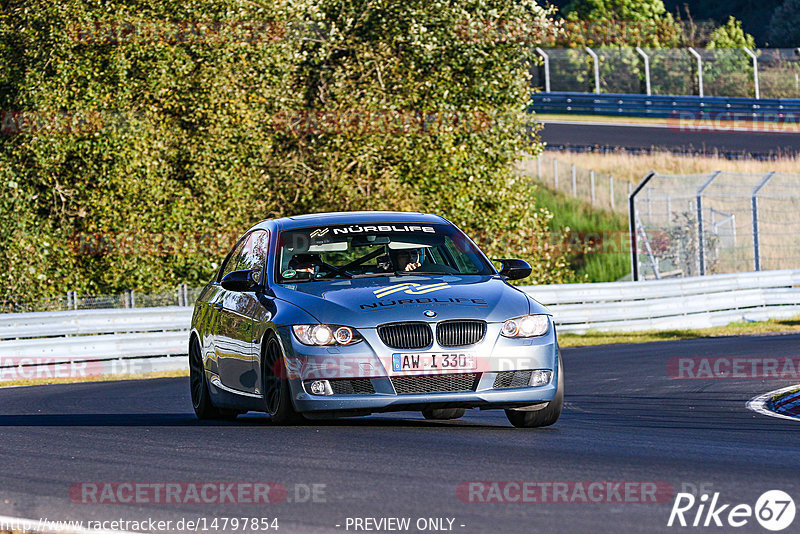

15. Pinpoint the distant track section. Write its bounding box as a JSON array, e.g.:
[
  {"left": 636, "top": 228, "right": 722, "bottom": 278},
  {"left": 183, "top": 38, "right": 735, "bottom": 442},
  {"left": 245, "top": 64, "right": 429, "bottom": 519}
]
[{"left": 540, "top": 120, "right": 800, "bottom": 157}]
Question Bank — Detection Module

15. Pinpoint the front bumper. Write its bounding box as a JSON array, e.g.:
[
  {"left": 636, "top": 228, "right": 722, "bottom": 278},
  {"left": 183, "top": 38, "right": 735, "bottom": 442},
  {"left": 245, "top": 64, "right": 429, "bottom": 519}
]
[{"left": 279, "top": 320, "right": 560, "bottom": 415}]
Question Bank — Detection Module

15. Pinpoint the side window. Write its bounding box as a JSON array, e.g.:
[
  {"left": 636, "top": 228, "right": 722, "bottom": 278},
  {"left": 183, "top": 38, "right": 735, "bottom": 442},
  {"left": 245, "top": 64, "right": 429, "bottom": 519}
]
[
  {"left": 218, "top": 238, "right": 247, "bottom": 282},
  {"left": 238, "top": 230, "right": 269, "bottom": 272}
]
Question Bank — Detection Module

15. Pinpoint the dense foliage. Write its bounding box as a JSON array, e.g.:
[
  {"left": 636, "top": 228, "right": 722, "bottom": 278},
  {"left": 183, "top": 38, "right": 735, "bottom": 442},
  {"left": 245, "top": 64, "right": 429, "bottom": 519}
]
[{"left": 0, "top": 0, "right": 576, "bottom": 305}]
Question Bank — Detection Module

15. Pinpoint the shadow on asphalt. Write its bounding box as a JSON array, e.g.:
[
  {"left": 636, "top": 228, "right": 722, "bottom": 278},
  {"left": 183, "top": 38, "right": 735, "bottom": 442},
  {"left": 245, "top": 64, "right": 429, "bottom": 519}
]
[{"left": 0, "top": 412, "right": 533, "bottom": 430}]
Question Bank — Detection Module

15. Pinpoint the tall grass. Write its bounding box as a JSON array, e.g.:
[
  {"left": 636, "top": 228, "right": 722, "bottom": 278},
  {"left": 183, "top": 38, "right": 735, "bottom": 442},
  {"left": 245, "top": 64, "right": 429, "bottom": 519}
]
[
  {"left": 547, "top": 151, "right": 800, "bottom": 184},
  {"left": 533, "top": 185, "right": 629, "bottom": 282}
]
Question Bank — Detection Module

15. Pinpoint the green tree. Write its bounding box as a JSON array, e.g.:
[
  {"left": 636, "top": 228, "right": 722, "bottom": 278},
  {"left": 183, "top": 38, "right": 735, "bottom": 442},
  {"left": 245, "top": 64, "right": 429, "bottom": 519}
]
[
  {"left": 708, "top": 16, "right": 756, "bottom": 49},
  {"left": 705, "top": 17, "right": 756, "bottom": 97},
  {"left": 561, "top": 0, "right": 682, "bottom": 47},
  {"left": 767, "top": 0, "right": 800, "bottom": 47},
  {"left": 0, "top": 0, "right": 574, "bottom": 307}
]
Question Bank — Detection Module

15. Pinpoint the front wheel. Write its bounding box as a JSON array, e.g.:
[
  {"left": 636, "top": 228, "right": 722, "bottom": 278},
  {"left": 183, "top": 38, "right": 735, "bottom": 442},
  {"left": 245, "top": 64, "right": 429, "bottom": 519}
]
[
  {"left": 262, "top": 334, "right": 304, "bottom": 424},
  {"left": 505, "top": 358, "right": 564, "bottom": 428}
]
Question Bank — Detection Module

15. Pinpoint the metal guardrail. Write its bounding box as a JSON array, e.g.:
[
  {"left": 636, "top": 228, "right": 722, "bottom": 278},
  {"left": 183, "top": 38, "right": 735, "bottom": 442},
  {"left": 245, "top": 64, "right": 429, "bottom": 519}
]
[
  {"left": 1, "top": 270, "right": 798, "bottom": 380},
  {"left": 530, "top": 92, "right": 800, "bottom": 119},
  {"left": 0, "top": 307, "right": 191, "bottom": 381},
  {"left": 522, "top": 269, "right": 800, "bottom": 334}
]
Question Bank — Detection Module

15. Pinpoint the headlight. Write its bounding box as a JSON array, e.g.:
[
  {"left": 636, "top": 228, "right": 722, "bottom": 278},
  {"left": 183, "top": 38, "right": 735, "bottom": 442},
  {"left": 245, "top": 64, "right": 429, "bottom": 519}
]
[
  {"left": 501, "top": 315, "right": 549, "bottom": 338},
  {"left": 292, "top": 324, "right": 363, "bottom": 346}
]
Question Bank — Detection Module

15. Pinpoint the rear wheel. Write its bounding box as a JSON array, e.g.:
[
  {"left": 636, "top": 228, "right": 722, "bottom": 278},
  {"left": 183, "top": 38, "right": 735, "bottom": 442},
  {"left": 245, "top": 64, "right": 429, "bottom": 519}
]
[
  {"left": 262, "top": 334, "right": 304, "bottom": 424},
  {"left": 505, "top": 359, "right": 564, "bottom": 428},
  {"left": 189, "top": 336, "right": 239, "bottom": 420},
  {"left": 422, "top": 407, "right": 466, "bottom": 420}
]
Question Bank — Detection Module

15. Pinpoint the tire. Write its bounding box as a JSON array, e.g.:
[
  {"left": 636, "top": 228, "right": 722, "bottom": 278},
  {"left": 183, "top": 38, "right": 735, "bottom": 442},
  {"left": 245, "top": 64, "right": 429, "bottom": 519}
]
[
  {"left": 422, "top": 407, "right": 466, "bottom": 420},
  {"left": 189, "top": 336, "right": 239, "bottom": 420},
  {"left": 505, "top": 359, "right": 564, "bottom": 428},
  {"left": 262, "top": 334, "right": 304, "bottom": 424}
]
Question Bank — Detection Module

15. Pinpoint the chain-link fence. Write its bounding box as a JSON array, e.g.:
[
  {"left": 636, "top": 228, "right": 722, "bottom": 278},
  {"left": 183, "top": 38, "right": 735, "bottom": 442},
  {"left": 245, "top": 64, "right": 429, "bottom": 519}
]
[
  {"left": 0, "top": 285, "right": 203, "bottom": 313},
  {"left": 631, "top": 172, "right": 800, "bottom": 280},
  {"left": 532, "top": 48, "right": 800, "bottom": 98},
  {"left": 521, "top": 153, "right": 631, "bottom": 213}
]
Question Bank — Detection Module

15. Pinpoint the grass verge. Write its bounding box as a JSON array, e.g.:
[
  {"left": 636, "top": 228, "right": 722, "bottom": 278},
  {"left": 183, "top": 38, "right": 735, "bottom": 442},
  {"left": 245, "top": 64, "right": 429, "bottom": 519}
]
[
  {"left": 558, "top": 315, "right": 800, "bottom": 347},
  {"left": 0, "top": 368, "right": 188, "bottom": 388},
  {"left": 533, "top": 184, "right": 629, "bottom": 282}
]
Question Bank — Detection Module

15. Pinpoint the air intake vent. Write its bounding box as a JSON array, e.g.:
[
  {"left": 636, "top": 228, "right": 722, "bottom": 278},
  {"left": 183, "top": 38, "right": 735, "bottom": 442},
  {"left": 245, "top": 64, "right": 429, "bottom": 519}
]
[
  {"left": 436, "top": 320, "right": 487, "bottom": 347},
  {"left": 493, "top": 370, "right": 533, "bottom": 389},
  {"left": 391, "top": 373, "right": 479, "bottom": 394},
  {"left": 329, "top": 379, "right": 375, "bottom": 395},
  {"left": 378, "top": 322, "right": 433, "bottom": 350}
]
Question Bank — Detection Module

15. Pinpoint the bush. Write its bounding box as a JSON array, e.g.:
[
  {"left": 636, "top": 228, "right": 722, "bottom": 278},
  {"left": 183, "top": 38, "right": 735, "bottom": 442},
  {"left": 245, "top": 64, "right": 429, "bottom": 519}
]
[{"left": 0, "top": 0, "right": 573, "bottom": 306}]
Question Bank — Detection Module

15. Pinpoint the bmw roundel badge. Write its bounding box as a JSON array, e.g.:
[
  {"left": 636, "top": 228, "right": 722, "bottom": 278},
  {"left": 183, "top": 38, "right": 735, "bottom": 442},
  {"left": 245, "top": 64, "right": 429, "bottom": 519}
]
[{"left": 423, "top": 310, "right": 437, "bottom": 318}]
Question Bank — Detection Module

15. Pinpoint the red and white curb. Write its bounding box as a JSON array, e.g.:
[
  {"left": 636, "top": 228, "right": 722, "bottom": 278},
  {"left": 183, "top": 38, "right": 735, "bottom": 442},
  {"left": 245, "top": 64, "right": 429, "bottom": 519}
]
[{"left": 747, "top": 384, "right": 800, "bottom": 422}]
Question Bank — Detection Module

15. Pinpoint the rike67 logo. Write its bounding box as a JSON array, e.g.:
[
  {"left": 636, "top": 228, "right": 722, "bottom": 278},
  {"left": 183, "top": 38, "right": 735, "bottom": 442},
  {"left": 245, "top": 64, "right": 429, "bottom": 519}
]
[{"left": 668, "top": 490, "right": 796, "bottom": 531}]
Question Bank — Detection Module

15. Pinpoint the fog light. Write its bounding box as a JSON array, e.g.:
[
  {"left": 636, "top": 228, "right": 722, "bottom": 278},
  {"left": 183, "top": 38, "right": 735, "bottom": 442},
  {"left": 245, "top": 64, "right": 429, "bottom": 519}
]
[
  {"left": 530, "top": 370, "right": 553, "bottom": 387},
  {"left": 306, "top": 379, "right": 332, "bottom": 396}
]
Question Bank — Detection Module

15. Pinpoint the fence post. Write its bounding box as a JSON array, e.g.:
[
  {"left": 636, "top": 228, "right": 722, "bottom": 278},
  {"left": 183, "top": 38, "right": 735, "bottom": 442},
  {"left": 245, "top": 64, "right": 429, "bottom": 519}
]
[
  {"left": 635, "top": 47, "right": 651, "bottom": 96},
  {"left": 590, "top": 170, "right": 596, "bottom": 205},
  {"left": 609, "top": 176, "right": 615, "bottom": 209},
  {"left": 751, "top": 172, "right": 775, "bottom": 271},
  {"left": 553, "top": 158, "right": 558, "bottom": 189},
  {"left": 743, "top": 47, "right": 760, "bottom": 99},
  {"left": 585, "top": 46, "right": 600, "bottom": 94},
  {"left": 571, "top": 164, "right": 577, "bottom": 197},
  {"left": 688, "top": 47, "right": 704, "bottom": 98},
  {"left": 629, "top": 171, "right": 657, "bottom": 281},
  {"left": 696, "top": 171, "right": 720, "bottom": 276},
  {"left": 537, "top": 156, "right": 542, "bottom": 181},
  {"left": 66, "top": 290, "right": 77, "bottom": 310},
  {"left": 535, "top": 47, "right": 551, "bottom": 93},
  {"left": 125, "top": 289, "right": 135, "bottom": 309}
]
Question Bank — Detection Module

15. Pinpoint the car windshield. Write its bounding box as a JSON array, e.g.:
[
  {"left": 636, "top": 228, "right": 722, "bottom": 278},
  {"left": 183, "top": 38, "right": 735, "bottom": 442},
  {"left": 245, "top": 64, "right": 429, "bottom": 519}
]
[{"left": 275, "top": 222, "right": 494, "bottom": 283}]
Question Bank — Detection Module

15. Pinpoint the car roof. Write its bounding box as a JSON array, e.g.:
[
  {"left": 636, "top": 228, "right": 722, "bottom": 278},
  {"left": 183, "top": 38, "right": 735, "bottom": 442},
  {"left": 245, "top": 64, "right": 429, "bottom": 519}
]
[{"left": 260, "top": 211, "right": 450, "bottom": 231}]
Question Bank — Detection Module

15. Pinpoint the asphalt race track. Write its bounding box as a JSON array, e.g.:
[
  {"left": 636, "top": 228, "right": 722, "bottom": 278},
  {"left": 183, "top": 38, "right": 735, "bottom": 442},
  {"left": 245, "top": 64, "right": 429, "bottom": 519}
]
[
  {"left": 1, "top": 334, "right": 799, "bottom": 534},
  {"left": 540, "top": 120, "right": 800, "bottom": 156}
]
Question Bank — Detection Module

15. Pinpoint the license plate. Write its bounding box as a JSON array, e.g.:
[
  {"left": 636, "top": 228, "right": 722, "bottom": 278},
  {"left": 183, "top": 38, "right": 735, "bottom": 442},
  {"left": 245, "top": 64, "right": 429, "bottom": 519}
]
[{"left": 392, "top": 352, "right": 476, "bottom": 372}]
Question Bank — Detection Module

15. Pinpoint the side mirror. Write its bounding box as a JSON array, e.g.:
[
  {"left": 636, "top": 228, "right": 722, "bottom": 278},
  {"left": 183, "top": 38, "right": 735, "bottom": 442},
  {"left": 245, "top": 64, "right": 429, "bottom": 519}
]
[
  {"left": 494, "top": 258, "right": 532, "bottom": 281},
  {"left": 221, "top": 269, "right": 261, "bottom": 292}
]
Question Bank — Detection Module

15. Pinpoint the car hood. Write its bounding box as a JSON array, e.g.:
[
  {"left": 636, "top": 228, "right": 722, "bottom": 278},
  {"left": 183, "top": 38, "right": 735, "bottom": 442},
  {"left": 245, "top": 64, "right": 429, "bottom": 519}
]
[{"left": 271, "top": 275, "right": 548, "bottom": 328}]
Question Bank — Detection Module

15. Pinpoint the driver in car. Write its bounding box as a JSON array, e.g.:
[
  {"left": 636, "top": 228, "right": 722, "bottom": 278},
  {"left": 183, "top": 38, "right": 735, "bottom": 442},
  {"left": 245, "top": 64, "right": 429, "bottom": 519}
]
[
  {"left": 394, "top": 249, "right": 422, "bottom": 272},
  {"left": 288, "top": 254, "right": 318, "bottom": 279}
]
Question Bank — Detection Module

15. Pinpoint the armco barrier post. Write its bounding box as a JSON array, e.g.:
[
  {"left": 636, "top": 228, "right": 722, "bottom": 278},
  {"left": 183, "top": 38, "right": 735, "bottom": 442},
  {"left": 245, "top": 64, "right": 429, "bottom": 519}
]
[
  {"left": 751, "top": 172, "right": 775, "bottom": 271},
  {"left": 585, "top": 46, "right": 600, "bottom": 94},
  {"left": 629, "top": 171, "right": 656, "bottom": 281},
  {"left": 688, "top": 48, "right": 704, "bottom": 97},
  {"left": 743, "top": 47, "right": 760, "bottom": 99},
  {"left": 635, "top": 47, "right": 651, "bottom": 96},
  {"left": 535, "top": 48, "right": 551, "bottom": 93}
]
